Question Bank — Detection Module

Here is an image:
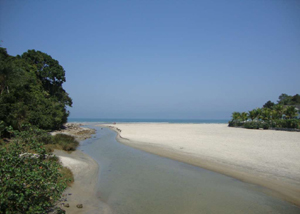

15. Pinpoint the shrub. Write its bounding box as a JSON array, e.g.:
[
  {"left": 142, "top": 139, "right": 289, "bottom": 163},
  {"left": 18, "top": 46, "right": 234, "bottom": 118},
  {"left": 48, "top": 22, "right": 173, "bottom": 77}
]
[
  {"left": 262, "top": 122, "right": 270, "bottom": 130},
  {"left": 0, "top": 137, "right": 67, "bottom": 213},
  {"left": 228, "top": 120, "right": 243, "bottom": 127},
  {"left": 53, "top": 134, "right": 79, "bottom": 151},
  {"left": 243, "top": 121, "right": 261, "bottom": 129},
  {"left": 283, "top": 119, "right": 299, "bottom": 129}
]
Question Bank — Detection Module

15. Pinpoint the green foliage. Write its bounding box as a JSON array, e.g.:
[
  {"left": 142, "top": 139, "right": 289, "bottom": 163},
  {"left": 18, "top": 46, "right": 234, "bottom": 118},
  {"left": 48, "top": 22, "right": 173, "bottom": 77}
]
[
  {"left": 243, "top": 121, "right": 261, "bottom": 129},
  {"left": 284, "top": 106, "right": 298, "bottom": 119},
  {"left": 274, "top": 119, "right": 299, "bottom": 129},
  {"left": 278, "top": 93, "right": 292, "bottom": 105},
  {"left": 272, "top": 105, "right": 284, "bottom": 119},
  {"left": 232, "top": 119, "right": 299, "bottom": 130},
  {"left": 0, "top": 130, "right": 67, "bottom": 213},
  {"left": 231, "top": 112, "right": 241, "bottom": 122},
  {"left": 277, "top": 93, "right": 300, "bottom": 105},
  {"left": 0, "top": 47, "right": 72, "bottom": 135},
  {"left": 248, "top": 109, "right": 258, "bottom": 121},
  {"left": 241, "top": 112, "right": 248, "bottom": 122},
  {"left": 0, "top": 47, "right": 74, "bottom": 212},
  {"left": 290, "top": 94, "right": 300, "bottom": 105},
  {"left": 261, "top": 108, "right": 271, "bottom": 121},
  {"left": 0, "top": 120, "right": 6, "bottom": 136},
  {"left": 263, "top": 100, "right": 274, "bottom": 109},
  {"left": 229, "top": 93, "right": 300, "bottom": 130},
  {"left": 52, "top": 134, "right": 79, "bottom": 151},
  {"left": 228, "top": 120, "right": 243, "bottom": 127}
]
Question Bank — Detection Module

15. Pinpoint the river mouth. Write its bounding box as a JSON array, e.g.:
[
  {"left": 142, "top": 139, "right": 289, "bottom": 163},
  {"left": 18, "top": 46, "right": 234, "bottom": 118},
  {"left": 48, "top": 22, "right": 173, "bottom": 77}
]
[{"left": 79, "top": 125, "right": 300, "bottom": 214}]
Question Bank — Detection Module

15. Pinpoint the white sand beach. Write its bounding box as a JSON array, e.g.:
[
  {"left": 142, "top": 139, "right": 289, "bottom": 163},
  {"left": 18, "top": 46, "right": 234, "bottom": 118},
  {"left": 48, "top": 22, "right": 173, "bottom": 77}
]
[{"left": 104, "top": 123, "right": 300, "bottom": 206}]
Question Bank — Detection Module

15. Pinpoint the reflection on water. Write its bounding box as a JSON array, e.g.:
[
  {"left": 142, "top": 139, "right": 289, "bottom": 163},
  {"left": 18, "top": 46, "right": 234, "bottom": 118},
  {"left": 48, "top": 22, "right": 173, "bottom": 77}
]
[{"left": 80, "top": 126, "right": 299, "bottom": 214}]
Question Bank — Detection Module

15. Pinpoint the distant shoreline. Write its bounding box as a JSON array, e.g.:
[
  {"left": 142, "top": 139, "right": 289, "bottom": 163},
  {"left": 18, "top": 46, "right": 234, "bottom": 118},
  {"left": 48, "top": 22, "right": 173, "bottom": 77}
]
[
  {"left": 102, "top": 123, "right": 300, "bottom": 207},
  {"left": 68, "top": 118, "right": 230, "bottom": 124}
]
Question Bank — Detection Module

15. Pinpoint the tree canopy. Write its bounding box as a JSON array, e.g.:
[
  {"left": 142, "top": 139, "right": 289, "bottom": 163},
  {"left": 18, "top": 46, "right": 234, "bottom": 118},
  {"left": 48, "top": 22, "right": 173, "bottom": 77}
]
[
  {"left": 277, "top": 93, "right": 300, "bottom": 105},
  {"left": 229, "top": 93, "right": 300, "bottom": 130},
  {"left": 0, "top": 48, "right": 72, "bottom": 133},
  {"left": 263, "top": 100, "right": 275, "bottom": 109}
]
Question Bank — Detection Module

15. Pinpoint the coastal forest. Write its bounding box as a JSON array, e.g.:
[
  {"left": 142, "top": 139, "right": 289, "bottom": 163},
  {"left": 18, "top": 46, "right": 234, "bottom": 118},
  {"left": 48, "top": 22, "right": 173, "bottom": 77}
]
[
  {"left": 0, "top": 47, "right": 75, "bottom": 213},
  {"left": 0, "top": 47, "right": 72, "bottom": 134},
  {"left": 229, "top": 94, "right": 300, "bottom": 129}
]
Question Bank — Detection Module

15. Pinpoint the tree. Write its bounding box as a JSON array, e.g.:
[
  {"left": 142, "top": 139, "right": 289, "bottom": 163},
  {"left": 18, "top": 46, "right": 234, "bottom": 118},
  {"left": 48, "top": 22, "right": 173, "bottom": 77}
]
[
  {"left": 291, "top": 94, "right": 300, "bottom": 105},
  {"left": 0, "top": 48, "right": 23, "bottom": 95},
  {"left": 21, "top": 50, "right": 72, "bottom": 107},
  {"left": 231, "top": 112, "right": 241, "bottom": 122},
  {"left": 248, "top": 109, "right": 259, "bottom": 121},
  {"left": 284, "top": 106, "right": 298, "bottom": 119},
  {"left": 261, "top": 108, "right": 271, "bottom": 121},
  {"left": 0, "top": 48, "right": 72, "bottom": 133},
  {"left": 272, "top": 104, "right": 284, "bottom": 119},
  {"left": 241, "top": 112, "right": 248, "bottom": 122},
  {"left": 263, "top": 100, "right": 274, "bottom": 109},
  {"left": 278, "top": 93, "right": 292, "bottom": 105},
  {"left": 255, "top": 108, "right": 263, "bottom": 120}
]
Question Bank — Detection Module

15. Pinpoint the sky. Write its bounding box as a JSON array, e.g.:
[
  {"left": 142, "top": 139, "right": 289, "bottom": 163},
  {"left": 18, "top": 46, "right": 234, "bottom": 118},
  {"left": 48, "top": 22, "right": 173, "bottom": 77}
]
[{"left": 0, "top": 0, "right": 299, "bottom": 119}]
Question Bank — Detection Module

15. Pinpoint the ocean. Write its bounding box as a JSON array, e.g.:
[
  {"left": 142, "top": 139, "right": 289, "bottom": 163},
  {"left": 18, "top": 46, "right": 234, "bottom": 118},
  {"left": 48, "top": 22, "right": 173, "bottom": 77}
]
[{"left": 68, "top": 118, "right": 229, "bottom": 124}]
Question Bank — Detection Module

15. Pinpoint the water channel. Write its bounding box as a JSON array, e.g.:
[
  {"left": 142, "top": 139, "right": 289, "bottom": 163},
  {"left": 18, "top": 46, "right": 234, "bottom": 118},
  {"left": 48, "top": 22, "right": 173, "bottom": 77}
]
[{"left": 79, "top": 125, "right": 300, "bottom": 214}]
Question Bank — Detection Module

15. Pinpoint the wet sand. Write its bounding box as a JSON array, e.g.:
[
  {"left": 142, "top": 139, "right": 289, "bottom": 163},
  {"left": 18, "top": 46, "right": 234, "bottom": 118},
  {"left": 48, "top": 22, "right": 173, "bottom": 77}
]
[
  {"left": 54, "top": 149, "right": 112, "bottom": 214},
  {"left": 52, "top": 123, "right": 112, "bottom": 214},
  {"left": 103, "top": 123, "right": 300, "bottom": 207}
]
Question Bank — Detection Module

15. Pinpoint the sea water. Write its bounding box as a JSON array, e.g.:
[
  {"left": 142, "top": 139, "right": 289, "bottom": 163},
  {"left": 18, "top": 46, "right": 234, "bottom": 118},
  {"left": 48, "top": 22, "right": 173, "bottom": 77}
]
[
  {"left": 78, "top": 126, "right": 300, "bottom": 214},
  {"left": 68, "top": 118, "right": 229, "bottom": 124}
]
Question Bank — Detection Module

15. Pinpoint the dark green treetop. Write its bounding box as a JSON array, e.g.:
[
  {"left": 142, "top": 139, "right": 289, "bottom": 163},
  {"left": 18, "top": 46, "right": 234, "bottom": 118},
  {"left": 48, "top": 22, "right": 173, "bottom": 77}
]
[
  {"left": 0, "top": 48, "right": 72, "bottom": 133},
  {"left": 263, "top": 100, "right": 275, "bottom": 109}
]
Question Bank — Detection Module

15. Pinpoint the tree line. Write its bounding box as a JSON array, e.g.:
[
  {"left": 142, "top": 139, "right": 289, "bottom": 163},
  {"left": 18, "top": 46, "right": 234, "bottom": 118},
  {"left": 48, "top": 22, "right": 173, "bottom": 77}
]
[
  {"left": 0, "top": 47, "right": 74, "bottom": 213},
  {"left": 229, "top": 94, "right": 300, "bottom": 129},
  {"left": 0, "top": 47, "right": 72, "bottom": 137}
]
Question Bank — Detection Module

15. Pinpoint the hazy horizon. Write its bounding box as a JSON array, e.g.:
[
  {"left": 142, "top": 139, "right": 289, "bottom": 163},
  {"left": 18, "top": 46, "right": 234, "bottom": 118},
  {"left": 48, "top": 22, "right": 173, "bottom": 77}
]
[{"left": 1, "top": 0, "right": 299, "bottom": 119}]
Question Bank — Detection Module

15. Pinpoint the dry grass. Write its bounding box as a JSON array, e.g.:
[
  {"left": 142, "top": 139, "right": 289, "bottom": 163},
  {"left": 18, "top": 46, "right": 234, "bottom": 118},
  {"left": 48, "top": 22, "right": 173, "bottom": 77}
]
[
  {"left": 45, "top": 134, "right": 79, "bottom": 153},
  {"left": 58, "top": 166, "right": 74, "bottom": 187}
]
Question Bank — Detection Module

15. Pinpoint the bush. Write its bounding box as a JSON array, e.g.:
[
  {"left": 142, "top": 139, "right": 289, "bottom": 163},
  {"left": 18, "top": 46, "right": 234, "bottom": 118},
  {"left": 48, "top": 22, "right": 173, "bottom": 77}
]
[
  {"left": 243, "top": 121, "right": 261, "bottom": 129},
  {"left": 0, "top": 136, "right": 67, "bottom": 213},
  {"left": 228, "top": 120, "right": 243, "bottom": 127},
  {"left": 282, "top": 119, "right": 299, "bottom": 129},
  {"left": 272, "top": 119, "right": 299, "bottom": 129},
  {"left": 262, "top": 122, "right": 270, "bottom": 130},
  {"left": 52, "top": 134, "right": 79, "bottom": 151}
]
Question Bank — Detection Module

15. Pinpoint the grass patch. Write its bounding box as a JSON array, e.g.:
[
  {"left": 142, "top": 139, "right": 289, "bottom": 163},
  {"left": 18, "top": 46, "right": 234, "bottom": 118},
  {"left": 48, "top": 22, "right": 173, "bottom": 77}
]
[
  {"left": 45, "top": 134, "right": 79, "bottom": 152},
  {"left": 59, "top": 166, "right": 74, "bottom": 187}
]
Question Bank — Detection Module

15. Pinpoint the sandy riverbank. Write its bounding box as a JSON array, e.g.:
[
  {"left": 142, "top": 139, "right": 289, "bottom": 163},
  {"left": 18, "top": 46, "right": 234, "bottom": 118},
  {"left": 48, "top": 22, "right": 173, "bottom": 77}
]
[
  {"left": 52, "top": 124, "right": 112, "bottom": 214},
  {"left": 103, "top": 123, "right": 300, "bottom": 206}
]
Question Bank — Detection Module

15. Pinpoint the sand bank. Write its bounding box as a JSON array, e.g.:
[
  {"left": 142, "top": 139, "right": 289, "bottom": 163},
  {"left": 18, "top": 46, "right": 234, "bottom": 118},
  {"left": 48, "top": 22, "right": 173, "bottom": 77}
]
[
  {"left": 52, "top": 124, "right": 111, "bottom": 213},
  {"left": 103, "top": 123, "right": 300, "bottom": 206},
  {"left": 54, "top": 150, "right": 111, "bottom": 214}
]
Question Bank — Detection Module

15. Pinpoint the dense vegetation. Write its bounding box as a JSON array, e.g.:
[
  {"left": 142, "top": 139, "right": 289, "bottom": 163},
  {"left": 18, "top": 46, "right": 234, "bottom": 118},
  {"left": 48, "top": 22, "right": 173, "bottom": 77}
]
[
  {"left": 0, "top": 128, "right": 68, "bottom": 213},
  {"left": 0, "top": 47, "right": 72, "bottom": 136},
  {"left": 229, "top": 94, "right": 300, "bottom": 130},
  {"left": 0, "top": 48, "right": 75, "bottom": 213}
]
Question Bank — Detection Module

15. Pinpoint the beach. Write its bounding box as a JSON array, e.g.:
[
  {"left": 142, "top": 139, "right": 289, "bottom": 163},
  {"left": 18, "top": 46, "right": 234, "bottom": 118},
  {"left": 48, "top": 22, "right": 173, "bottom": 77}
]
[{"left": 104, "top": 123, "right": 300, "bottom": 206}]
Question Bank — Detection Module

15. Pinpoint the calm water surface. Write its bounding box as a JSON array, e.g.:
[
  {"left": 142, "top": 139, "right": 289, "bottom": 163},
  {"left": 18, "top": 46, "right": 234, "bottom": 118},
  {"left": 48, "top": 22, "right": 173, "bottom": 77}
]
[
  {"left": 68, "top": 118, "right": 229, "bottom": 124},
  {"left": 79, "top": 126, "right": 299, "bottom": 214}
]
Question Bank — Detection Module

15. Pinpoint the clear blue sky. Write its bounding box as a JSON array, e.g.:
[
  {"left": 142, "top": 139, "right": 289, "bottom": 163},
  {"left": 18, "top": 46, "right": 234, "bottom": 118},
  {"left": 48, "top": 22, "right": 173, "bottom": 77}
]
[{"left": 1, "top": 0, "right": 299, "bottom": 119}]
